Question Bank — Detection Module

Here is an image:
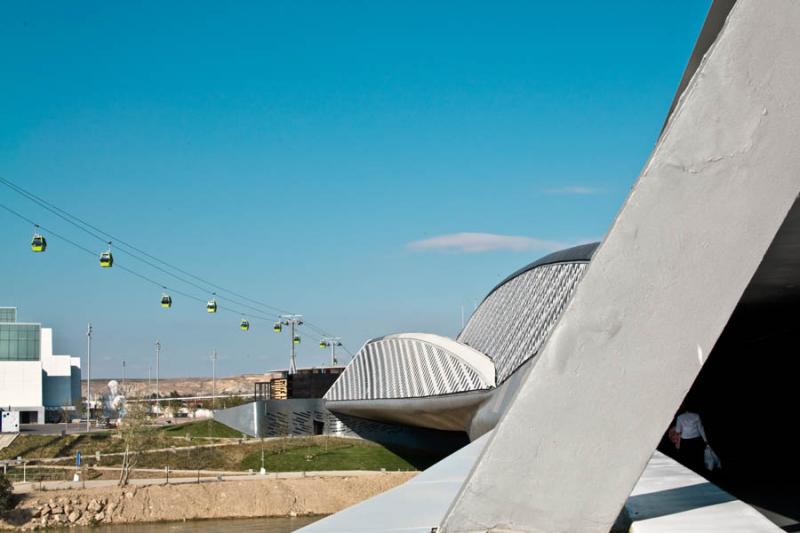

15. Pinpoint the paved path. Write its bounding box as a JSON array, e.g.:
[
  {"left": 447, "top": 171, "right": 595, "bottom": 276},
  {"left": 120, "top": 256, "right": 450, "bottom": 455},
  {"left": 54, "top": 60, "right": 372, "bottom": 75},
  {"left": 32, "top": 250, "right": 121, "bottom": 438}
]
[
  {"left": 299, "top": 435, "right": 781, "bottom": 533},
  {"left": 12, "top": 470, "right": 401, "bottom": 493},
  {"left": 0, "top": 433, "right": 17, "bottom": 451}
]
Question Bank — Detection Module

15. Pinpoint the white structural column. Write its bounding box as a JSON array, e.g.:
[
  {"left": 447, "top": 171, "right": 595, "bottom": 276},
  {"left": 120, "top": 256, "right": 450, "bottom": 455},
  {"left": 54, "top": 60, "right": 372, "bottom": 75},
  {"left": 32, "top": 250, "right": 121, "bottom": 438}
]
[{"left": 441, "top": 2, "right": 800, "bottom": 532}]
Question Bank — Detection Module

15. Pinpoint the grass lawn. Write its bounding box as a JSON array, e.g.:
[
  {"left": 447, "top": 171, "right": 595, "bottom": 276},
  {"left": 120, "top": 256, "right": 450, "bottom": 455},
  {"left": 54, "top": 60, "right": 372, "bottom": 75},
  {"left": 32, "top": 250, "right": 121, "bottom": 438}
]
[
  {"left": 2, "top": 426, "right": 440, "bottom": 473},
  {"left": 0, "top": 432, "right": 118, "bottom": 461},
  {"left": 239, "top": 437, "right": 417, "bottom": 472},
  {"left": 31, "top": 436, "right": 422, "bottom": 472},
  {"left": 0, "top": 421, "right": 240, "bottom": 461},
  {"left": 160, "top": 419, "right": 245, "bottom": 439}
]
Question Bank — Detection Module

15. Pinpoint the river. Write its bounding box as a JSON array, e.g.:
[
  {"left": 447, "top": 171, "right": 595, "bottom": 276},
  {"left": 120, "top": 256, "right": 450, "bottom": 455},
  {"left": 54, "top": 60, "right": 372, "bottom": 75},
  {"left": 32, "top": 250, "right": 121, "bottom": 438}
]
[{"left": 77, "top": 516, "right": 323, "bottom": 532}]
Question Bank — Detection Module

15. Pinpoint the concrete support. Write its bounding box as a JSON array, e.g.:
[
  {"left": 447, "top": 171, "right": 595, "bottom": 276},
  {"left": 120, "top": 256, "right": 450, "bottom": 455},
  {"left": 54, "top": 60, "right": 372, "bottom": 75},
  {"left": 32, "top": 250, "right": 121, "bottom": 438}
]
[{"left": 440, "top": 1, "right": 800, "bottom": 531}]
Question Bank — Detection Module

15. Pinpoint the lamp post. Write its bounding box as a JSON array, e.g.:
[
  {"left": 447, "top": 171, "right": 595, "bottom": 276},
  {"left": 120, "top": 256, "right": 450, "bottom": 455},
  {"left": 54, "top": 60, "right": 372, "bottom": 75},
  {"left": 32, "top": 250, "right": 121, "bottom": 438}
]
[
  {"left": 155, "top": 340, "right": 161, "bottom": 415},
  {"left": 85, "top": 323, "right": 92, "bottom": 432},
  {"left": 211, "top": 350, "right": 217, "bottom": 410}
]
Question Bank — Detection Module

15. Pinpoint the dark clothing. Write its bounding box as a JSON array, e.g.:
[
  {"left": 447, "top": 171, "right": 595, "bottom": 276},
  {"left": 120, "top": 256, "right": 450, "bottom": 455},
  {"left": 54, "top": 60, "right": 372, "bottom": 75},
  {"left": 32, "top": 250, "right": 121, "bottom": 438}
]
[{"left": 680, "top": 436, "right": 706, "bottom": 473}]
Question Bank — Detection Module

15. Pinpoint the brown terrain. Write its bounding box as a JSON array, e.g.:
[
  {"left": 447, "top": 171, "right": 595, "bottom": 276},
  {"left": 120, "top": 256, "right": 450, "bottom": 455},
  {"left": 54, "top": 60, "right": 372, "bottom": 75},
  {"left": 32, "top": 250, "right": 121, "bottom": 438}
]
[
  {"left": 82, "top": 373, "right": 284, "bottom": 400},
  {"left": 0, "top": 473, "right": 415, "bottom": 529}
]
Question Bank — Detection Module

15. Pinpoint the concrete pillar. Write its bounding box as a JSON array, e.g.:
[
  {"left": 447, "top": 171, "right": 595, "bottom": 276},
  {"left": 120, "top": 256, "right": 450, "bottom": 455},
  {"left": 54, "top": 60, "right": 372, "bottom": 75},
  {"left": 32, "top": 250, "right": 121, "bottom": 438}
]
[{"left": 440, "top": 1, "right": 800, "bottom": 531}]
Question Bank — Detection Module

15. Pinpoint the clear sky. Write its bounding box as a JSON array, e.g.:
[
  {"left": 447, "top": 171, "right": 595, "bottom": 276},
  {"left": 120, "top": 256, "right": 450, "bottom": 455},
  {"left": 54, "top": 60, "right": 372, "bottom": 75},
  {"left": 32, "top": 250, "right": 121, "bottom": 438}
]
[{"left": 0, "top": 1, "right": 712, "bottom": 378}]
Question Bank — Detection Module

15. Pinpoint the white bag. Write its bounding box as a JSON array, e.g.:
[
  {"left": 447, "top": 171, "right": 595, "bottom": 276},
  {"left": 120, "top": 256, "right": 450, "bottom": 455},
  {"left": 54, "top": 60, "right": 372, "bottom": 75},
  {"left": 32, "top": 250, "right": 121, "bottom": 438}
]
[{"left": 704, "top": 445, "right": 722, "bottom": 471}]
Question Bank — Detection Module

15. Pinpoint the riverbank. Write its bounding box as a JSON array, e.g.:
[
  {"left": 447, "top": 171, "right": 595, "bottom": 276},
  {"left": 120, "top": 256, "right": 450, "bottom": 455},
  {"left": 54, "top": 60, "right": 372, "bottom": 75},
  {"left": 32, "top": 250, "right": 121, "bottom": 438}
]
[{"left": 0, "top": 472, "right": 415, "bottom": 530}]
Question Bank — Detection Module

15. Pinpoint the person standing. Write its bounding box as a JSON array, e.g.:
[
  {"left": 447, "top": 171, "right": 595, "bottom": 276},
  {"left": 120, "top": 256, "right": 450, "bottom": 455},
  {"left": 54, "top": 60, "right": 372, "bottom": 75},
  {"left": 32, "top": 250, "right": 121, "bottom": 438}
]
[{"left": 674, "top": 405, "right": 708, "bottom": 473}]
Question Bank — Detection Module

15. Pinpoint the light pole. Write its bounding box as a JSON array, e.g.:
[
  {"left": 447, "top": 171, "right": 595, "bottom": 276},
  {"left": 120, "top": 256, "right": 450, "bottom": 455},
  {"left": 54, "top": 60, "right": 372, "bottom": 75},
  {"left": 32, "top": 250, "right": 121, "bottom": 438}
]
[
  {"left": 85, "top": 323, "right": 92, "bottom": 432},
  {"left": 122, "top": 360, "right": 126, "bottom": 392},
  {"left": 211, "top": 350, "right": 217, "bottom": 410},
  {"left": 155, "top": 340, "right": 161, "bottom": 414}
]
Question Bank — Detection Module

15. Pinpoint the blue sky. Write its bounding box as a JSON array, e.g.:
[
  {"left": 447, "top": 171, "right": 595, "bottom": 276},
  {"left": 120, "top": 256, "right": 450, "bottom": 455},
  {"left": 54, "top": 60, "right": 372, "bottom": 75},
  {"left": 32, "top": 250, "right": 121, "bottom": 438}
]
[{"left": 0, "top": 1, "right": 711, "bottom": 378}]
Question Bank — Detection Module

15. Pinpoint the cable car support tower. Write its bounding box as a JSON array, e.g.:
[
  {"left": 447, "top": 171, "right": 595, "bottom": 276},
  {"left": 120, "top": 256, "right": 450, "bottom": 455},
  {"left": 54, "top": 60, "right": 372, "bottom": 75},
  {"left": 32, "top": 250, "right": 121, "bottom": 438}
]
[
  {"left": 320, "top": 337, "right": 342, "bottom": 366},
  {"left": 275, "top": 314, "right": 303, "bottom": 374}
]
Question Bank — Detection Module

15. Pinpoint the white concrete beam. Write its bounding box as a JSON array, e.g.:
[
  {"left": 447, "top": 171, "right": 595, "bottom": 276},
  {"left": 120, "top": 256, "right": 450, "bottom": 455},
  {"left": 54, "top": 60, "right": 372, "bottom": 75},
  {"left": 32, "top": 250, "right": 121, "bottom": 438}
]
[{"left": 440, "top": 1, "right": 800, "bottom": 531}]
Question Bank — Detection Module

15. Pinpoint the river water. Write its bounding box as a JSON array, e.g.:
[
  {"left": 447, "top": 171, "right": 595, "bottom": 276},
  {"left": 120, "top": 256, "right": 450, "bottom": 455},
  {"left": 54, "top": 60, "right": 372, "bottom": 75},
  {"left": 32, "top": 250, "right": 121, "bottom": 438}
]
[{"left": 77, "top": 516, "right": 322, "bottom": 532}]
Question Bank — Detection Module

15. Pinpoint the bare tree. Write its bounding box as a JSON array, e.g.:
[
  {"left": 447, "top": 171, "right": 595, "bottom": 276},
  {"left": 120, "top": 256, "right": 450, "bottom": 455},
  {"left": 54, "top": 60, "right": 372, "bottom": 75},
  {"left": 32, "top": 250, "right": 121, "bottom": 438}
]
[{"left": 118, "top": 402, "right": 153, "bottom": 486}]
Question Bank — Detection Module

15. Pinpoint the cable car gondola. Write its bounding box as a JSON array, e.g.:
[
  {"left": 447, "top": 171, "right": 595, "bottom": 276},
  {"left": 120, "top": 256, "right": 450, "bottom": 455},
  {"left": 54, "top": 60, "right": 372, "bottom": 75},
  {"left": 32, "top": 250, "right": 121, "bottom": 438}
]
[
  {"left": 31, "top": 231, "right": 47, "bottom": 252},
  {"left": 206, "top": 298, "right": 218, "bottom": 313},
  {"left": 293, "top": 335, "right": 301, "bottom": 345},
  {"left": 273, "top": 322, "right": 282, "bottom": 333},
  {"left": 160, "top": 294, "right": 172, "bottom": 309},
  {"left": 240, "top": 319, "right": 250, "bottom": 331},
  {"left": 99, "top": 243, "right": 114, "bottom": 268},
  {"left": 319, "top": 341, "right": 328, "bottom": 349}
]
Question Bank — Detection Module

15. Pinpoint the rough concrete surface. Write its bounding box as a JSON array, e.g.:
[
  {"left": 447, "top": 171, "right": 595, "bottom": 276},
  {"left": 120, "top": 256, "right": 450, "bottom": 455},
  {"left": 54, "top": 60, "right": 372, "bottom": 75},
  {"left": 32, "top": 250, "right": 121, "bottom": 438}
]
[{"left": 441, "top": 1, "right": 800, "bottom": 531}]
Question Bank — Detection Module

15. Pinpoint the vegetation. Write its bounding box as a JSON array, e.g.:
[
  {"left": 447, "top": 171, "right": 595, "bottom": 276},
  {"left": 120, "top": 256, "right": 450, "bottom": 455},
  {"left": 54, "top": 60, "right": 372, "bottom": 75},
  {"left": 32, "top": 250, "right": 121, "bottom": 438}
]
[
  {"left": 217, "top": 395, "right": 251, "bottom": 409},
  {"left": 118, "top": 402, "right": 154, "bottom": 486},
  {"left": 0, "top": 472, "right": 13, "bottom": 513},
  {"left": 40, "top": 436, "right": 423, "bottom": 473},
  {"left": 239, "top": 437, "right": 417, "bottom": 472},
  {"left": 161, "top": 419, "right": 244, "bottom": 439},
  {"left": 166, "top": 390, "right": 182, "bottom": 413},
  {"left": 93, "top": 436, "right": 419, "bottom": 472},
  {"left": 0, "top": 421, "right": 244, "bottom": 462},
  {"left": 0, "top": 423, "right": 438, "bottom": 475}
]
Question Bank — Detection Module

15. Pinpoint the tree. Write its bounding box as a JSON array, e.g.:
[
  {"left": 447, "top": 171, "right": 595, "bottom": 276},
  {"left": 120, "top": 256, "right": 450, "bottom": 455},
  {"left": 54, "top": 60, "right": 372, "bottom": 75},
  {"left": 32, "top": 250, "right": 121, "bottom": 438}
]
[
  {"left": 117, "top": 402, "right": 154, "bottom": 486},
  {"left": 0, "top": 472, "right": 13, "bottom": 513},
  {"left": 222, "top": 395, "right": 250, "bottom": 408},
  {"left": 167, "top": 390, "right": 182, "bottom": 415}
]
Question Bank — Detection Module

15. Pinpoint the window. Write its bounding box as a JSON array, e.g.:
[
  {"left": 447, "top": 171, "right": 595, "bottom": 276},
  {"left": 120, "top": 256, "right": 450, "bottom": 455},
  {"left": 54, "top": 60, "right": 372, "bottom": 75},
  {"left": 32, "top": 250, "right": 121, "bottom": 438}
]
[{"left": 0, "top": 324, "right": 40, "bottom": 361}]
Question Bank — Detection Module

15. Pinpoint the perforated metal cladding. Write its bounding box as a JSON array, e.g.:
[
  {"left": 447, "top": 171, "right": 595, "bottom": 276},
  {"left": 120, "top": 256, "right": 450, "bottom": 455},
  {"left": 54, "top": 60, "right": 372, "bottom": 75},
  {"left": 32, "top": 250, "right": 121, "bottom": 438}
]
[
  {"left": 457, "top": 262, "right": 587, "bottom": 383},
  {"left": 325, "top": 337, "right": 490, "bottom": 401}
]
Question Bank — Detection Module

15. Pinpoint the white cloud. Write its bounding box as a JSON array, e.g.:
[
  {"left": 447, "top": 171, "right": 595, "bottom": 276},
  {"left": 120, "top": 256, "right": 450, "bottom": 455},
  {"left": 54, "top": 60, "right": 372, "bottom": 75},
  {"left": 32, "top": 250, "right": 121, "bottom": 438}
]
[
  {"left": 544, "top": 185, "right": 602, "bottom": 195},
  {"left": 407, "top": 232, "right": 567, "bottom": 254}
]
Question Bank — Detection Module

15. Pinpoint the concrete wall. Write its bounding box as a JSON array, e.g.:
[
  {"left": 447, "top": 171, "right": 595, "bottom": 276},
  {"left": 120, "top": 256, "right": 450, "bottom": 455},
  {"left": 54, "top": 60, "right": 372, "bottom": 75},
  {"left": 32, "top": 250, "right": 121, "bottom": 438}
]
[
  {"left": 0, "top": 360, "right": 43, "bottom": 411},
  {"left": 40, "top": 328, "right": 80, "bottom": 408},
  {"left": 441, "top": 1, "right": 800, "bottom": 531}
]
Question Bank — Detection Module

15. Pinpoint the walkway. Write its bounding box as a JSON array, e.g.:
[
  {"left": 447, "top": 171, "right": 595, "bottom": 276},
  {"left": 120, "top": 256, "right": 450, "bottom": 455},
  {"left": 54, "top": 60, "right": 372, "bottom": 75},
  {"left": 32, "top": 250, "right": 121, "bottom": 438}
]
[
  {"left": 12, "top": 469, "right": 397, "bottom": 493},
  {"left": 299, "top": 433, "right": 781, "bottom": 532},
  {"left": 0, "top": 433, "right": 17, "bottom": 452}
]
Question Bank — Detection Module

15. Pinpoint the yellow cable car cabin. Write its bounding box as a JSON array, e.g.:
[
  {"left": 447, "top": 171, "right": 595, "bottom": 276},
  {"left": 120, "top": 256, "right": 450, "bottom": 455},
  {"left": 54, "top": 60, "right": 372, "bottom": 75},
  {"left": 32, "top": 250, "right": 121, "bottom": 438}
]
[
  {"left": 273, "top": 322, "right": 282, "bottom": 333},
  {"left": 293, "top": 335, "right": 301, "bottom": 345},
  {"left": 206, "top": 299, "right": 218, "bottom": 313},
  {"left": 160, "top": 294, "right": 172, "bottom": 308},
  {"left": 240, "top": 319, "right": 250, "bottom": 331},
  {"left": 319, "top": 341, "right": 328, "bottom": 349},
  {"left": 99, "top": 250, "right": 114, "bottom": 268},
  {"left": 31, "top": 233, "right": 47, "bottom": 252}
]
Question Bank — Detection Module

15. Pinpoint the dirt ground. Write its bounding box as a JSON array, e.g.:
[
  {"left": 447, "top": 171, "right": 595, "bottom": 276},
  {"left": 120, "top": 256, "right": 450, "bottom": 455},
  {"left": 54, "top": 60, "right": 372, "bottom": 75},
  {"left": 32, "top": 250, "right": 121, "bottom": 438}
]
[{"left": 0, "top": 472, "right": 415, "bottom": 529}]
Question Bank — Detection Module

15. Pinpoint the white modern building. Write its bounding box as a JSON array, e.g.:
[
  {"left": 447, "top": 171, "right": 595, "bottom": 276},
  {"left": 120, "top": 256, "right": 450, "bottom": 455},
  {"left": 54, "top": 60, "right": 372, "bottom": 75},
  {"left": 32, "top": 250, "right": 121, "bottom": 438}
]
[{"left": 0, "top": 307, "right": 81, "bottom": 425}]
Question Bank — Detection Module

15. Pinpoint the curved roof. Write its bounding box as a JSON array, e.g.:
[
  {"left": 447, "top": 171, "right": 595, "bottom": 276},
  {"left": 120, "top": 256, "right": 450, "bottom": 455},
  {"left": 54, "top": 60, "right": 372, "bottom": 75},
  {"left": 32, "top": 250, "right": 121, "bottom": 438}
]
[
  {"left": 379, "top": 333, "right": 496, "bottom": 386},
  {"left": 324, "top": 333, "right": 495, "bottom": 402},
  {"left": 487, "top": 242, "right": 599, "bottom": 300}
]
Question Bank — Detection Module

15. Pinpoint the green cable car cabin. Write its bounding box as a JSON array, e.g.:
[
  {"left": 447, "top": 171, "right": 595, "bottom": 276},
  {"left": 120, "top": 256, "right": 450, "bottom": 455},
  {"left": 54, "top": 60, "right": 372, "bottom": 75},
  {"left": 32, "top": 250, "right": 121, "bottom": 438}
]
[
  {"left": 206, "top": 299, "right": 218, "bottom": 313},
  {"left": 31, "top": 233, "right": 47, "bottom": 252},
  {"left": 99, "top": 250, "right": 113, "bottom": 268},
  {"left": 161, "top": 294, "right": 172, "bottom": 308},
  {"left": 240, "top": 319, "right": 250, "bottom": 331}
]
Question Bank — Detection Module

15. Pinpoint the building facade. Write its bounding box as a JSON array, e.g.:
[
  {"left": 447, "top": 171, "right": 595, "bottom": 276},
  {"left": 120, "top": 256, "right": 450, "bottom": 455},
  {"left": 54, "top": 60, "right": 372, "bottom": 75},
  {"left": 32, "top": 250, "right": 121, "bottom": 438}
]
[
  {"left": 323, "top": 242, "right": 597, "bottom": 439},
  {"left": 0, "top": 307, "right": 81, "bottom": 424}
]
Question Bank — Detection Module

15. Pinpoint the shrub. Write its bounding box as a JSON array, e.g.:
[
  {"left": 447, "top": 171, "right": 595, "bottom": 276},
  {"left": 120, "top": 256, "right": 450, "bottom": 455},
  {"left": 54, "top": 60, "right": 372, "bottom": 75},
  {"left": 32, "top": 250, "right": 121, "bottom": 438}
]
[{"left": 0, "top": 472, "right": 13, "bottom": 513}]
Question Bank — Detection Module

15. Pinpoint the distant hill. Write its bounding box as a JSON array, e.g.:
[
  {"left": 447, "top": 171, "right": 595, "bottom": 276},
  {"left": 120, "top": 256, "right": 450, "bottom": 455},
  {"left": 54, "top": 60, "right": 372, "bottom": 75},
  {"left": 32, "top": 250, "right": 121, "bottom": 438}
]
[{"left": 81, "top": 372, "right": 285, "bottom": 399}]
